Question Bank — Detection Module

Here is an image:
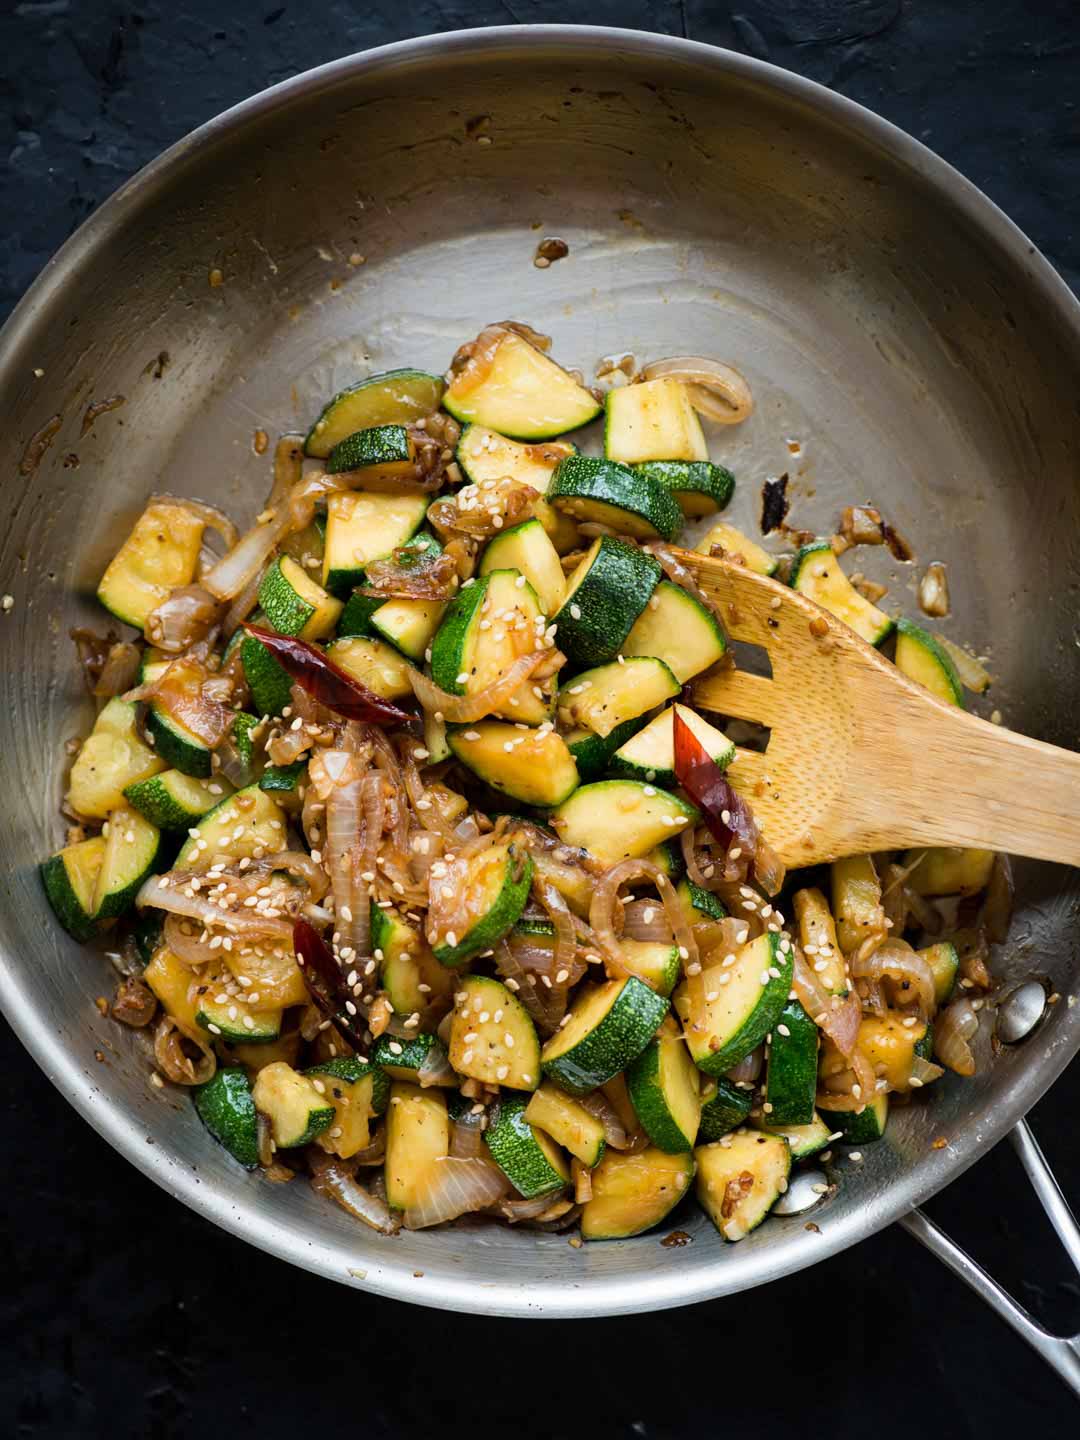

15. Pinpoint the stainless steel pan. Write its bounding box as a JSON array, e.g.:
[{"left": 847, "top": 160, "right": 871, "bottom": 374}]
[{"left": 1, "top": 27, "right": 1078, "bottom": 1376}]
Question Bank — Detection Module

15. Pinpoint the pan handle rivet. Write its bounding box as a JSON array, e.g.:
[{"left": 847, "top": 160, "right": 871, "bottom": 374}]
[{"left": 995, "top": 979, "right": 1048, "bottom": 1044}]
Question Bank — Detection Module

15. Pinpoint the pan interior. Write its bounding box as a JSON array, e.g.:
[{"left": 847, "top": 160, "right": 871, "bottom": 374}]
[{"left": 1, "top": 31, "right": 1077, "bottom": 1315}]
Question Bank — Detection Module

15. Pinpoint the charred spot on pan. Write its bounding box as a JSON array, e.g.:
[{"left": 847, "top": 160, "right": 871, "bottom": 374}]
[{"left": 761, "top": 473, "right": 789, "bottom": 534}]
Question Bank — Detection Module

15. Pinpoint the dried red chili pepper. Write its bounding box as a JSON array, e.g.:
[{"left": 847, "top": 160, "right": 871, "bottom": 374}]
[
  {"left": 673, "top": 708, "right": 763, "bottom": 869},
  {"left": 293, "top": 917, "right": 368, "bottom": 1049},
  {"left": 243, "top": 625, "right": 411, "bottom": 726}
]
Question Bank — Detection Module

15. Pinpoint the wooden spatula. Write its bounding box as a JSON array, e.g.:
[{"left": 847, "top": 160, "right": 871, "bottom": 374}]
[{"left": 681, "top": 548, "right": 1080, "bottom": 869}]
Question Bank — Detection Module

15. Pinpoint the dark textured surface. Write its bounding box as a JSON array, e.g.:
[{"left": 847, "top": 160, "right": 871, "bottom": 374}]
[{"left": 2, "top": 3, "right": 1079, "bottom": 1434}]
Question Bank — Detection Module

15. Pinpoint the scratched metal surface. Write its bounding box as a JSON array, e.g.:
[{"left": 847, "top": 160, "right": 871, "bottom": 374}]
[{"left": 1, "top": 27, "right": 1079, "bottom": 1322}]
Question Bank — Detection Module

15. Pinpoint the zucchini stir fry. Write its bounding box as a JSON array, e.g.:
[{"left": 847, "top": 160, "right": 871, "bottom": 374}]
[{"left": 44, "top": 322, "right": 1007, "bottom": 1243}]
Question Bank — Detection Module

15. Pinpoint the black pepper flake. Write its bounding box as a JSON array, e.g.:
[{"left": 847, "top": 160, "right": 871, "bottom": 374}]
[{"left": 761, "top": 473, "right": 789, "bottom": 534}]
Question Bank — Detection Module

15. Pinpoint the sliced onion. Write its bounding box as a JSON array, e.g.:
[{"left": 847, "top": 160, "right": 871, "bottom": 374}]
[
  {"left": 918, "top": 561, "right": 950, "bottom": 618},
  {"left": 622, "top": 898, "right": 674, "bottom": 944},
  {"left": 579, "top": 1091, "right": 630, "bottom": 1150},
  {"left": 726, "top": 1046, "right": 762, "bottom": 1085},
  {"left": 590, "top": 858, "right": 667, "bottom": 975},
  {"left": 351, "top": 1132, "right": 387, "bottom": 1167},
  {"left": 325, "top": 777, "right": 371, "bottom": 962},
  {"left": 641, "top": 355, "right": 753, "bottom": 425},
  {"left": 143, "top": 656, "right": 234, "bottom": 746},
  {"left": 934, "top": 996, "right": 978, "bottom": 1076},
  {"left": 408, "top": 648, "right": 546, "bottom": 723},
  {"left": 203, "top": 520, "right": 288, "bottom": 603},
  {"left": 216, "top": 730, "right": 261, "bottom": 789},
  {"left": 93, "top": 641, "right": 141, "bottom": 699},
  {"left": 221, "top": 560, "right": 267, "bottom": 639},
  {"left": 496, "top": 1192, "right": 562, "bottom": 1223},
  {"left": 153, "top": 1014, "right": 215, "bottom": 1085},
  {"left": 910, "top": 1054, "right": 945, "bottom": 1086},
  {"left": 450, "top": 1107, "right": 486, "bottom": 1158},
  {"left": 937, "top": 635, "right": 992, "bottom": 693},
  {"left": 851, "top": 938, "right": 936, "bottom": 1018},
  {"left": 417, "top": 1043, "right": 457, "bottom": 1088},
  {"left": 144, "top": 584, "right": 223, "bottom": 653},
  {"left": 403, "top": 1156, "right": 509, "bottom": 1229},
  {"left": 136, "top": 874, "right": 295, "bottom": 943},
  {"left": 310, "top": 1155, "right": 401, "bottom": 1233}
]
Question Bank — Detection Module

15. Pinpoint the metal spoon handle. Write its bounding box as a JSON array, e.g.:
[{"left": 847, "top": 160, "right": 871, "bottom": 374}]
[{"left": 899, "top": 1118, "right": 1080, "bottom": 1397}]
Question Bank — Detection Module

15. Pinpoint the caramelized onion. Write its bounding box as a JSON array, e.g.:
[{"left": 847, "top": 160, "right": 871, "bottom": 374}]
[
  {"left": 934, "top": 996, "right": 978, "bottom": 1076},
  {"left": 309, "top": 1152, "right": 401, "bottom": 1233},
  {"left": 726, "top": 1046, "right": 763, "bottom": 1085},
  {"left": 579, "top": 1091, "right": 630, "bottom": 1150},
  {"left": 144, "top": 584, "right": 223, "bottom": 653},
  {"left": 137, "top": 874, "right": 295, "bottom": 943},
  {"left": 641, "top": 355, "right": 753, "bottom": 425},
  {"left": 153, "top": 1014, "right": 215, "bottom": 1085},
  {"left": 851, "top": 938, "right": 936, "bottom": 1018},
  {"left": 404, "top": 1156, "right": 509, "bottom": 1229},
  {"left": 142, "top": 656, "right": 234, "bottom": 746},
  {"left": 93, "top": 641, "right": 141, "bottom": 699},
  {"left": 918, "top": 561, "right": 950, "bottom": 618},
  {"left": 408, "top": 649, "right": 546, "bottom": 724}
]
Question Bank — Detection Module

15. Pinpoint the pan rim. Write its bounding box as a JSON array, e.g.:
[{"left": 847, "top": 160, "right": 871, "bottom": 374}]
[{"left": 1, "top": 24, "right": 1077, "bottom": 1316}]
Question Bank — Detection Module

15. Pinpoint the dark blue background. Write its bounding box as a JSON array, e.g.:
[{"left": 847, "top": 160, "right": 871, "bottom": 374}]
[{"left": 2, "top": 4, "right": 1077, "bottom": 1434}]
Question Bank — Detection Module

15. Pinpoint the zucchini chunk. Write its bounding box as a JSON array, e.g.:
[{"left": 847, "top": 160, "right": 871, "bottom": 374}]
[
  {"left": 698, "top": 1076, "right": 752, "bottom": 1141},
  {"left": 633, "top": 459, "right": 734, "bottom": 517},
  {"left": 305, "top": 1057, "right": 391, "bottom": 1160},
  {"left": 604, "top": 378, "right": 708, "bottom": 465},
  {"left": 696, "top": 521, "right": 778, "bottom": 576},
  {"left": 677, "top": 879, "right": 727, "bottom": 924},
  {"left": 321, "top": 491, "right": 429, "bottom": 596},
  {"left": 92, "top": 805, "right": 162, "bottom": 920},
  {"left": 448, "top": 975, "right": 541, "bottom": 1089},
  {"left": 754, "top": 1112, "right": 832, "bottom": 1161},
  {"left": 764, "top": 1000, "right": 818, "bottom": 1125},
  {"left": 385, "top": 1082, "right": 450, "bottom": 1210},
  {"left": 252, "top": 1061, "right": 335, "bottom": 1147},
  {"left": 858, "top": 1013, "right": 931, "bottom": 1093},
  {"left": 627, "top": 1020, "right": 702, "bottom": 1152},
  {"left": 196, "top": 990, "right": 282, "bottom": 1045},
  {"left": 371, "top": 1031, "right": 455, "bottom": 1084},
  {"left": 523, "top": 1084, "right": 606, "bottom": 1167},
  {"left": 830, "top": 855, "right": 885, "bottom": 954},
  {"left": 695, "top": 1131, "right": 791, "bottom": 1241},
  {"left": 97, "top": 500, "right": 206, "bottom": 630},
  {"left": 423, "top": 707, "right": 451, "bottom": 765},
  {"left": 326, "top": 422, "right": 414, "bottom": 478},
  {"left": 557, "top": 657, "right": 680, "bottom": 740},
  {"left": 325, "top": 635, "right": 413, "bottom": 701},
  {"left": 371, "top": 904, "right": 455, "bottom": 1018},
  {"left": 258, "top": 555, "right": 343, "bottom": 640},
  {"left": 429, "top": 843, "right": 533, "bottom": 966},
  {"left": 40, "top": 836, "right": 107, "bottom": 941},
  {"left": 790, "top": 542, "right": 893, "bottom": 646},
  {"left": 674, "top": 932, "right": 793, "bottom": 1076},
  {"left": 565, "top": 716, "right": 647, "bottom": 783},
  {"left": 894, "top": 618, "right": 964, "bottom": 707},
  {"left": 67, "top": 697, "right": 165, "bottom": 820},
  {"left": 447, "top": 721, "right": 579, "bottom": 807},
  {"left": 369, "top": 598, "right": 447, "bottom": 663},
  {"left": 240, "top": 620, "right": 294, "bottom": 718},
  {"left": 903, "top": 846, "right": 994, "bottom": 896},
  {"left": 124, "top": 769, "right": 231, "bottom": 829},
  {"left": 144, "top": 706, "right": 253, "bottom": 781},
  {"left": 792, "top": 886, "right": 848, "bottom": 995},
  {"left": 194, "top": 1067, "right": 260, "bottom": 1169},
  {"left": 455, "top": 425, "right": 580, "bottom": 553},
  {"left": 620, "top": 939, "right": 681, "bottom": 997},
  {"left": 548, "top": 455, "right": 682, "bottom": 542},
  {"left": 143, "top": 947, "right": 200, "bottom": 1030},
  {"left": 919, "top": 941, "right": 960, "bottom": 1005},
  {"left": 430, "top": 568, "right": 552, "bottom": 724},
  {"left": 540, "top": 976, "right": 668, "bottom": 1096},
  {"left": 304, "top": 368, "right": 444, "bottom": 458},
  {"left": 817, "top": 1091, "right": 889, "bottom": 1144},
  {"left": 644, "top": 840, "right": 684, "bottom": 882},
  {"left": 258, "top": 761, "right": 306, "bottom": 798},
  {"left": 484, "top": 1093, "right": 570, "bottom": 1198},
  {"left": 221, "top": 940, "right": 308, "bottom": 1010},
  {"left": 549, "top": 780, "right": 698, "bottom": 864},
  {"left": 174, "top": 785, "right": 286, "bottom": 869},
  {"left": 580, "top": 1146, "right": 694, "bottom": 1240},
  {"left": 479, "top": 517, "right": 566, "bottom": 616},
  {"left": 620, "top": 581, "right": 726, "bottom": 682},
  {"left": 443, "top": 328, "right": 601, "bottom": 440},
  {"left": 336, "top": 590, "right": 383, "bottom": 640},
  {"left": 609, "top": 703, "right": 734, "bottom": 787},
  {"left": 554, "top": 535, "right": 662, "bottom": 668}
]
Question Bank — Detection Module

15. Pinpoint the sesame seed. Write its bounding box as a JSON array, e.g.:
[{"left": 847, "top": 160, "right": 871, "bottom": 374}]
[
  {"left": 777, "top": 1023, "right": 790, "bottom": 1037},
  {"left": 569, "top": 604, "right": 582, "bottom": 620},
  {"left": 850, "top": 1151, "right": 863, "bottom": 1162}
]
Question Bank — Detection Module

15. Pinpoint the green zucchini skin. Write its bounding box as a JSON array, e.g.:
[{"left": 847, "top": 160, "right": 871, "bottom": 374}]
[
  {"left": 540, "top": 976, "right": 669, "bottom": 1096},
  {"left": 698, "top": 1077, "right": 753, "bottom": 1141},
  {"left": 194, "top": 1066, "right": 260, "bottom": 1169},
  {"left": 553, "top": 536, "right": 662, "bottom": 668},
  {"left": 632, "top": 460, "right": 735, "bottom": 516},
  {"left": 764, "top": 1000, "right": 819, "bottom": 1126},
  {"left": 304, "top": 368, "right": 444, "bottom": 458},
  {"left": 483, "top": 1093, "right": 568, "bottom": 1198},
  {"left": 326, "top": 423, "right": 412, "bottom": 475},
  {"left": 548, "top": 455, "right": 683, "bottom": 542}
]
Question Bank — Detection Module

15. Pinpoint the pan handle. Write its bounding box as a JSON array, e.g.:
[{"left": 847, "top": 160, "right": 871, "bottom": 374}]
[{"left": 899, "top": 1118, "right": 1080, "bottom": 1397}]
